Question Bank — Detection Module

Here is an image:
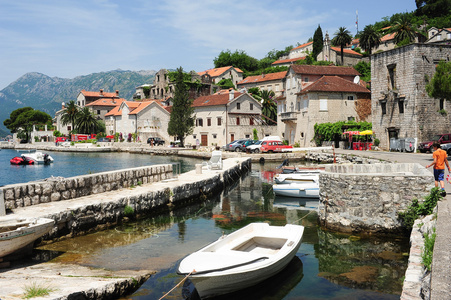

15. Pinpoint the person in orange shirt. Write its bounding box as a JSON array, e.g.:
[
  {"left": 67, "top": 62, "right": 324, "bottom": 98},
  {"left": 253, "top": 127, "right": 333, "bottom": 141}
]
[{"left": 426, "top": 142, "right": 450, "bottom": 196}]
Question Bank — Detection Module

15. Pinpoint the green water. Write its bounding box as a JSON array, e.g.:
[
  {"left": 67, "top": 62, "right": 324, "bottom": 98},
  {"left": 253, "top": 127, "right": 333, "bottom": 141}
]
[{"left": 37, "top": 162, "right": 409, "bottom": 299}]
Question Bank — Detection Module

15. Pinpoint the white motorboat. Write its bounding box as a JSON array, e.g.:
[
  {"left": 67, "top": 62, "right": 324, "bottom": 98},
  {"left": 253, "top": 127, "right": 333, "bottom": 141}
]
[
  {"left": 0, "top": 218, "right": 54, "bottom": 258},
  {"left": 21, "top": 151, "right": 54, "bottom": 164},
  {"left": 273, "top": 181, "right": 319, "bottom": 198},
  {"left": 274, "top": 172, "right": 320, "bottom": 184},
  {"left": 177, "top": 223, "right": 304, "bottom": 299}
]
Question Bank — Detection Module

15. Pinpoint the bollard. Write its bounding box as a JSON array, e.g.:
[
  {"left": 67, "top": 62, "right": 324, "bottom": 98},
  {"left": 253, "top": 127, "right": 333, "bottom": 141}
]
[{"left": 196, "top": 164, "right": 203, "bottom": 174}]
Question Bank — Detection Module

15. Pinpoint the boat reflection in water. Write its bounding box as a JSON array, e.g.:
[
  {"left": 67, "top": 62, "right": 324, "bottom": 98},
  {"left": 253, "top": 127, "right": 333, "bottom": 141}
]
[{"left": 183, "top": 256, "right": 304, "bottom": 300}]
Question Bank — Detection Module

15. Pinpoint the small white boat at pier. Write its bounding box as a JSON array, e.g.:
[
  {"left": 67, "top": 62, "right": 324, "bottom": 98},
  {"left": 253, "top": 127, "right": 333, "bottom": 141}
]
[
  {"left": 177, "top": 223, "right": 304, "bottom": 299},
  {"left": 273, "top": 180, "right": 319, "bottom": 198},
  {"left": 0, "top": 218, "right": 54, "bottom": 258}
]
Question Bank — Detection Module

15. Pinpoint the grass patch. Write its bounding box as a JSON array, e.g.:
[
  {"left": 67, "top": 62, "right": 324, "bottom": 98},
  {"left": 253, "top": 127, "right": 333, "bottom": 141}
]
[
  {"left": 124, "top": 205, "right": 134, "bottom": 216},
  {"left": 23, "top": 282, "right": 55, "bottom": 298}
]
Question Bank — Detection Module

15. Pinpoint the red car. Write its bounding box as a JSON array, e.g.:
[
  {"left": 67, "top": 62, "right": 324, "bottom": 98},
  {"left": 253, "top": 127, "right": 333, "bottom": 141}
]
[{"left": 260, "top": 140, "right": 293, "bottom": 153}]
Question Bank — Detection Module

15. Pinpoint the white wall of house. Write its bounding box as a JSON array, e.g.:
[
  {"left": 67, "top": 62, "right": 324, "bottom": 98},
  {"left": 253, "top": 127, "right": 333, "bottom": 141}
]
[{"left": 136, "top": 103, "right": 171, "bottom": 143}]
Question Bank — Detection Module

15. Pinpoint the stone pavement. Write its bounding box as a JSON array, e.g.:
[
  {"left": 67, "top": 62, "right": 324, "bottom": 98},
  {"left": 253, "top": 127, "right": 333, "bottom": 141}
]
[{"left": 332, "top": 148, "right": 450, "bottom": 299}]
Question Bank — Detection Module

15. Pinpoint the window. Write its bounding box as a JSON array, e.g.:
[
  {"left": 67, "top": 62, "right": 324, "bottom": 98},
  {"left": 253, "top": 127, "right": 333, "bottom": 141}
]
[
  {"left": 437, "top": 35, "right": 441, "bottom": 40},
  {"left": 236, "top": 117, "right": 240, "bottom": 125},
  {"left": 286, "top": 77, "right": 291, "bottom": 89},
  {"left": 347, "top": 96, "right": 354, "bottom": 100},
  {"left": 304, "top": 77, "right": 309, "bottom": 82},
  {"left": 193, "top": 135, "right": 196, "bottom": 139},
  {"left": 237, "top": 103, "right": 241, "bottom": 110},
  {"left": 440, "top": 98, "right": 445, "bottom": 110},
  {"left": 388, "top": 64, "right": 396, "bottom": 90},
  {"left": 398, "top": 99, "right": 404, "bottom": 114},
  {"left": 303, "top": 100, "right": 309, "bottom": 111},
  {"left": 297, "top": 101, "right": 301, "bottom": 111},
  {"left": 250, "top": 118, "right": 254, "bottom": 125},
  {"left": 217, "top": 117, "right": 222, "bottom": 126},
  {"left": 97, "top": 110, "right": 101, "bottom": 114},
  {"left": 245, "top": 134, "right": 250, "bottom": 138},
  {"left": 250, "top": 103, "right": 253, "bottom": 110},
  {"left": 196, "top": 118, "right": 203, "bottom": 126},
  {"left": 267, "top": 85, "right": 272, "bottom": 91},
  {"left": 207, "top": 118, "right": 211, "bottom": 126},
  {"left": 320, "top": 98, "right": 328, "bottom": 111},
  {"left": 448, "top": 33, "right": 451, "bottom": 39},
  {"left": 213, "top": 134, "right": 217, "bottom": 139},
  {"left": 381, "top": 101, "right": 387, "bottom": 115},
  {"left": 275, "top": 84, "right": 280, "bottom": 92}
]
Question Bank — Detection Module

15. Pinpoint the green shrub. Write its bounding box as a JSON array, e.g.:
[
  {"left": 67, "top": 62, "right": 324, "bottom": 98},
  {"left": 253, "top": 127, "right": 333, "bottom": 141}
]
[
  {"left": 398, "top": 188, "right": 441, "bottom": 230},
  {"left": 23, "top": 282, "right": 55, "bottom": 298},
  {"left": 124, "top": 205, "right": 134, "bottom": 216},
  {"left": 422, "top": 228, "right": 436, "bottom": 271}
]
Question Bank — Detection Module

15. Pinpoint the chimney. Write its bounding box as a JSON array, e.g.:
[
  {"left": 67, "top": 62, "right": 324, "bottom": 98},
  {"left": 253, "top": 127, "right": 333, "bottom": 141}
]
[
  {"left": 115, "top": 90, "right": 119, "bottom": 96},
  {"left": 262, "top": 73, "right": 265, "bottom": 78},
  {"left": 62, "top": 102, "right": 65, "bottom": 109},
  {"left": 100, "top": 89, "right": 104, "bottom": 96},
  {"left": 229, "top": 88, "right": 234, "bottom": 101}
]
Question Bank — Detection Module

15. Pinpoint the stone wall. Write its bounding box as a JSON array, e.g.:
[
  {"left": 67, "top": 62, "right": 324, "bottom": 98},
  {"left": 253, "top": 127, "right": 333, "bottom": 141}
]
[
  {"left": 318, "top": 163, "right": 434, "bottom": 234},
  {"left": 1, "top": 164, "right": 173, "bottom": 211}
]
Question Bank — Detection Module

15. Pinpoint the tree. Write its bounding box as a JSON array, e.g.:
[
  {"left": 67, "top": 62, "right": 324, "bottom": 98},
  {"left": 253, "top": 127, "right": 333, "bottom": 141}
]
[
  {"left": 416, "top": 0, "right": 451, "bottom": 18},
  {"left": 359, "top": 25, "right": 381, "bottom": 55},
  {"left": 354, "top": 61, "right": 371, "bottom": 82},
  {"left": 214, "top": 50, "right": 259, "bottom": 72},
  {"left": 331, "top": 27, "right": 353, "bottom": 65},
  {"left": 426, "top": 60, "right": 451, "bottom": 101},
  {"left": 3, "top": 108, "right": 51, "bottom": 142},
  {"left": 75, "top": 107, "right": 98, "bottom": 134},
  {"left": 217, "top": 78, "right": 235, "bottom": 90},
  {"left": 260, "top": 90, "right": 277, "bottom": 125},
  {"left": 167, "top": 67, "right": 195, "bottom": 146},
  {"left": 392, "top": 15, "right": 417, "bottom": 45},
  {"left": 60, "top": 100, "right": 79, "bottom": 132},
  {"left": 312, "top": 25, "right": 324, "bottom": 60}
]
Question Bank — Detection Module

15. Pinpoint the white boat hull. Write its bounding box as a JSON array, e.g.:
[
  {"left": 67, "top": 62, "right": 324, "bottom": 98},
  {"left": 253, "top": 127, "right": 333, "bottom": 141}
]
[
  {"left": 177, "top": 223, "right": 304, "bottom": 299},
  {"left": 21, "top": 152, "right": 54, "bottom": 164},
  {"left": 273, "top": 182, "right": 319, "bottom": 198},
  {"left": 274, "top": 173, "right": 319, "bottom": 184},
  {"left": 0, "top": 218, "right": 54, "bottom": 258}
]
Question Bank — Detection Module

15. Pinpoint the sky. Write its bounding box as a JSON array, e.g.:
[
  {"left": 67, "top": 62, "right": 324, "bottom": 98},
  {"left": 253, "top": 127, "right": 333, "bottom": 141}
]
[{"left": 0, "top": 0, "right": 418, "bottom": 90}]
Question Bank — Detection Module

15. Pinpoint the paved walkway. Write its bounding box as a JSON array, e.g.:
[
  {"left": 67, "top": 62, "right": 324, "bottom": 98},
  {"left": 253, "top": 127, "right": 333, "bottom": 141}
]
[{"left": 332, "top": 149, "right": 450, "bottom": 299}]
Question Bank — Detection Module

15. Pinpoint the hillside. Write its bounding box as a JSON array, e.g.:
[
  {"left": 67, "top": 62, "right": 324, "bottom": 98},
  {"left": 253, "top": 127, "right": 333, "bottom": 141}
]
[{"left": 0, "top": 69, "right": 156, "bottom": 136}]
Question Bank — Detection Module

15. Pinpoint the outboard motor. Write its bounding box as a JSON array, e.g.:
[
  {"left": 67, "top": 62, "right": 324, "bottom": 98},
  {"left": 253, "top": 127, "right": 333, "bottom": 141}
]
[{"left": 44, "top": 153, "right": 50, "bottom": 164}]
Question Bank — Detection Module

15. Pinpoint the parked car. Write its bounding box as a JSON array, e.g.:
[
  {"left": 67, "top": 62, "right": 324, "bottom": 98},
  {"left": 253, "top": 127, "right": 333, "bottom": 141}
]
[
  {"left": 147, "top": 137, "right": 165, "bottom": 146},
  {"left": 236, "top": 140, "right": 257, "bottom": 152},
  {"left": 97, "top": 137, "right": 111, "bottom": 142},
  {"left": 225, "top": 139, "right": 250, "bottom": 152},
  {"left": 247, "top": 140, "right": 263, "bottom": 153},
  {"left": 260, "top": 140, "right": 293, "bottom": 153},
  {"left": 419, "top": 133, "right": 451, "bottom": 153}
]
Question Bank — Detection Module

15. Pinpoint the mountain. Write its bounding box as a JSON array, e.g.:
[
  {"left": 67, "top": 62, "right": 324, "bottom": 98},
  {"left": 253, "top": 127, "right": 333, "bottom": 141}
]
[{"left": 0, "top": 69, "right": 156, "bottom": 136}]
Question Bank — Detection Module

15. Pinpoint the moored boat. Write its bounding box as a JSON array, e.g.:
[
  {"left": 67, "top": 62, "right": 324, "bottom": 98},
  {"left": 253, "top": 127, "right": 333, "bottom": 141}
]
[
  {"left": 273, "top": 181, "right": 319, "bottom": 198},
  {"left": 10, "top": 156, "right": 35, "bottom": 165},
  {"left": 177, "top": 223, "right": 304, "bottom": 299},
  {"left": 0, "top": 218, "right": 54, "bottom": 258},
  {"left": 21, "top": 152, "right": 54, "bottom": 164},
  {"left": 274, "top": 172, "right": 319, "bottom": 184}
]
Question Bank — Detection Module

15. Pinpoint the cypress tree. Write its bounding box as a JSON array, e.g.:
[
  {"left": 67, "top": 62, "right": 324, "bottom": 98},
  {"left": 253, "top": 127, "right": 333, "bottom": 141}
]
[
  {"left": 167, "top": 67, "right": 195, "bottom": 147},
  {"left": 312, "top": 25, "right": 323, "bottom": 61}
]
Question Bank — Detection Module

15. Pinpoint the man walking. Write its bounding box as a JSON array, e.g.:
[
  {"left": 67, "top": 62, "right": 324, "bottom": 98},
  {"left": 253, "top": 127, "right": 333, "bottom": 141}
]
[{"left": 426, "top": 142, "right": 450, "bottom": 196}]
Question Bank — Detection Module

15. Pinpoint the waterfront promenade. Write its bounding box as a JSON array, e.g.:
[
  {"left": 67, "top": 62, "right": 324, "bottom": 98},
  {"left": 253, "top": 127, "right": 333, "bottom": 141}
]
[{"left": 333, "top": 148, "right": 450, "bottom": 300}]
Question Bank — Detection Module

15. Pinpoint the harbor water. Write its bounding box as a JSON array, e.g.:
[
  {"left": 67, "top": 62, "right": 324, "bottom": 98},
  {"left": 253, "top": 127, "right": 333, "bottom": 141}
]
[{"left": 7, "top": 150, "right": 411, "bottom": 300}]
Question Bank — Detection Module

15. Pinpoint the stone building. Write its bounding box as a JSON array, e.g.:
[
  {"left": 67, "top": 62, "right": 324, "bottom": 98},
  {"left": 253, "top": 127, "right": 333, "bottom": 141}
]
[
  {"left": 426, "top": 27, "right": 451, "bottom": 44},
  {"left": 76, "top": 89, "right": 120, "bottom": 107},
  {"left": 317, "top": 33, "right": 363, "bottom": 66},
  {"left": 186, "top": 89, "right": 277, "bottom": 147},
  {"left": 277, "top": 64, "right": 368, "bottom": 146},
  {"left": 197, "top": 66, "right": 244, "bottom": 88},
  {"left": 236, "top": 71, "right": 287, "bottom": 98},
  {"left": 371, "top": 43, "right": 451, "bottom": 150}
]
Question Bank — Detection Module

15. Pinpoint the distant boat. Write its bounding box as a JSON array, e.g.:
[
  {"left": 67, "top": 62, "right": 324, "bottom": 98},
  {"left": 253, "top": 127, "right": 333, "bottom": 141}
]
[
  {"left": 0, "top": 218, "right": 54, "bottom": 258},
  {"left": 177, "top": 223, "right": 304, "bottom": 299},
  {"left": 21, "top": 152, "right": 53, "bottom": 164}
]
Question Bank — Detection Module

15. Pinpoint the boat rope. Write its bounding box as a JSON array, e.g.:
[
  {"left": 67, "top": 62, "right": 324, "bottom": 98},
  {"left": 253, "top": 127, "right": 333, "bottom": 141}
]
[
  {"left": 158, "top": 269, "right": 195, "bottom": 300},
  {"left": 293, "top": 209, "right": 316, "bottom": 224}
]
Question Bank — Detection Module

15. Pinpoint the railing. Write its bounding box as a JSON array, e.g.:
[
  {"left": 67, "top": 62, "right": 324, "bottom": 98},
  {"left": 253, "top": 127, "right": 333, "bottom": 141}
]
[{"left": 280, "top": 111, "right": 298, "bottom": 121}]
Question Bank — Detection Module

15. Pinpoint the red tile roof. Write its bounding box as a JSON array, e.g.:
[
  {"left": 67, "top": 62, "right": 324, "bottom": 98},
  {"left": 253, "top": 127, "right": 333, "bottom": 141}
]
[
  {"left": 192, "top": 92, "right": 244, "bottom": 107},
  {"left": 86, "top": 98, "right": 126, "bottom": 107},
  {"left": 237, "top": 71, "right": 287, "bottom": 85},
  {"left": 197, "top": 66, "right": 243, "bottom": 77},
  {"left": 290, "top": 64, "right": 360, "bottom": 76},
  {"left": 80, "top": 89, "right": 119, "bottom": 98},
  {"left": 290, "top": 41, "right": 313, "bottom": 51},
  {"left": 381, "top": 32, "right": 396, "bottom": 42},
  {"left": 271, "top": 57, "right": 306, "bottom": 65},
  {"left": 330, "top": 47, "right": 363, "bottom": 56},
  {"left": 105, "top": 100, "right": 168, "bottom": 117},
  {"left": 297, "top": 76, "right": 370, "bottom": 94}
]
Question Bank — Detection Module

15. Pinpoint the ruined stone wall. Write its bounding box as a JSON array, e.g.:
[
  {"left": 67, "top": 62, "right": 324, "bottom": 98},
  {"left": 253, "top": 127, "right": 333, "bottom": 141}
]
[
  {"left": 318, "top": 163, "right": 434, "bottom": 234},
  {"left": 1, "top": 164, "right": 173, "bottom": 210}
]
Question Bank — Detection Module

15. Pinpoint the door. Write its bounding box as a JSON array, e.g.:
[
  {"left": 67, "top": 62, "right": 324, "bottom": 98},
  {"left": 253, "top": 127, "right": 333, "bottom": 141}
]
[
  {"left": 230, "top": 134, "right": 235, "bottom": 142},
  {"left": 201, "top": 134, "right": 208, "bottom": 146}
]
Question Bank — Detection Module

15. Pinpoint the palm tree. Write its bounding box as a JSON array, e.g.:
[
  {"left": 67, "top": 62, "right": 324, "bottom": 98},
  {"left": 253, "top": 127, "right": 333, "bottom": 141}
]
[
  {"left": 392, "top": 15, "right": 416, "bottom": 45},
  {"left": 359, "top": 25, "right": 381, "bottom": 55},
  {"left": 60, "top": 100, "right": 79, "bottom": 132},
  {"left": 260, "top": 90, "right": 277, "bottom": 125},
  {"left": 75, "top": 107, "right": 98, "bottom": 134},
  {"left": 331, "top": 27, "right": 353, "bottom": 65}
]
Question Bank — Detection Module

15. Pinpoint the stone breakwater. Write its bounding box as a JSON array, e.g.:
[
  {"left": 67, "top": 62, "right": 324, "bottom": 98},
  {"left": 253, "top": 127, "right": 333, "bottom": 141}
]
[
  {"left": 319, "top": 163, "right": 434, "bottom": 235},
  {"left": 1, "top": 164, "right": 173, "bottom": 211}
]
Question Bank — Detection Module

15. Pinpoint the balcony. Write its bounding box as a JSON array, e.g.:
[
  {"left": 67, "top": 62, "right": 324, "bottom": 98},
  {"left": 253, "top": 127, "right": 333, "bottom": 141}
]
[{"left": 280, "top": 111, "right": 298, "bottom": 122}]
